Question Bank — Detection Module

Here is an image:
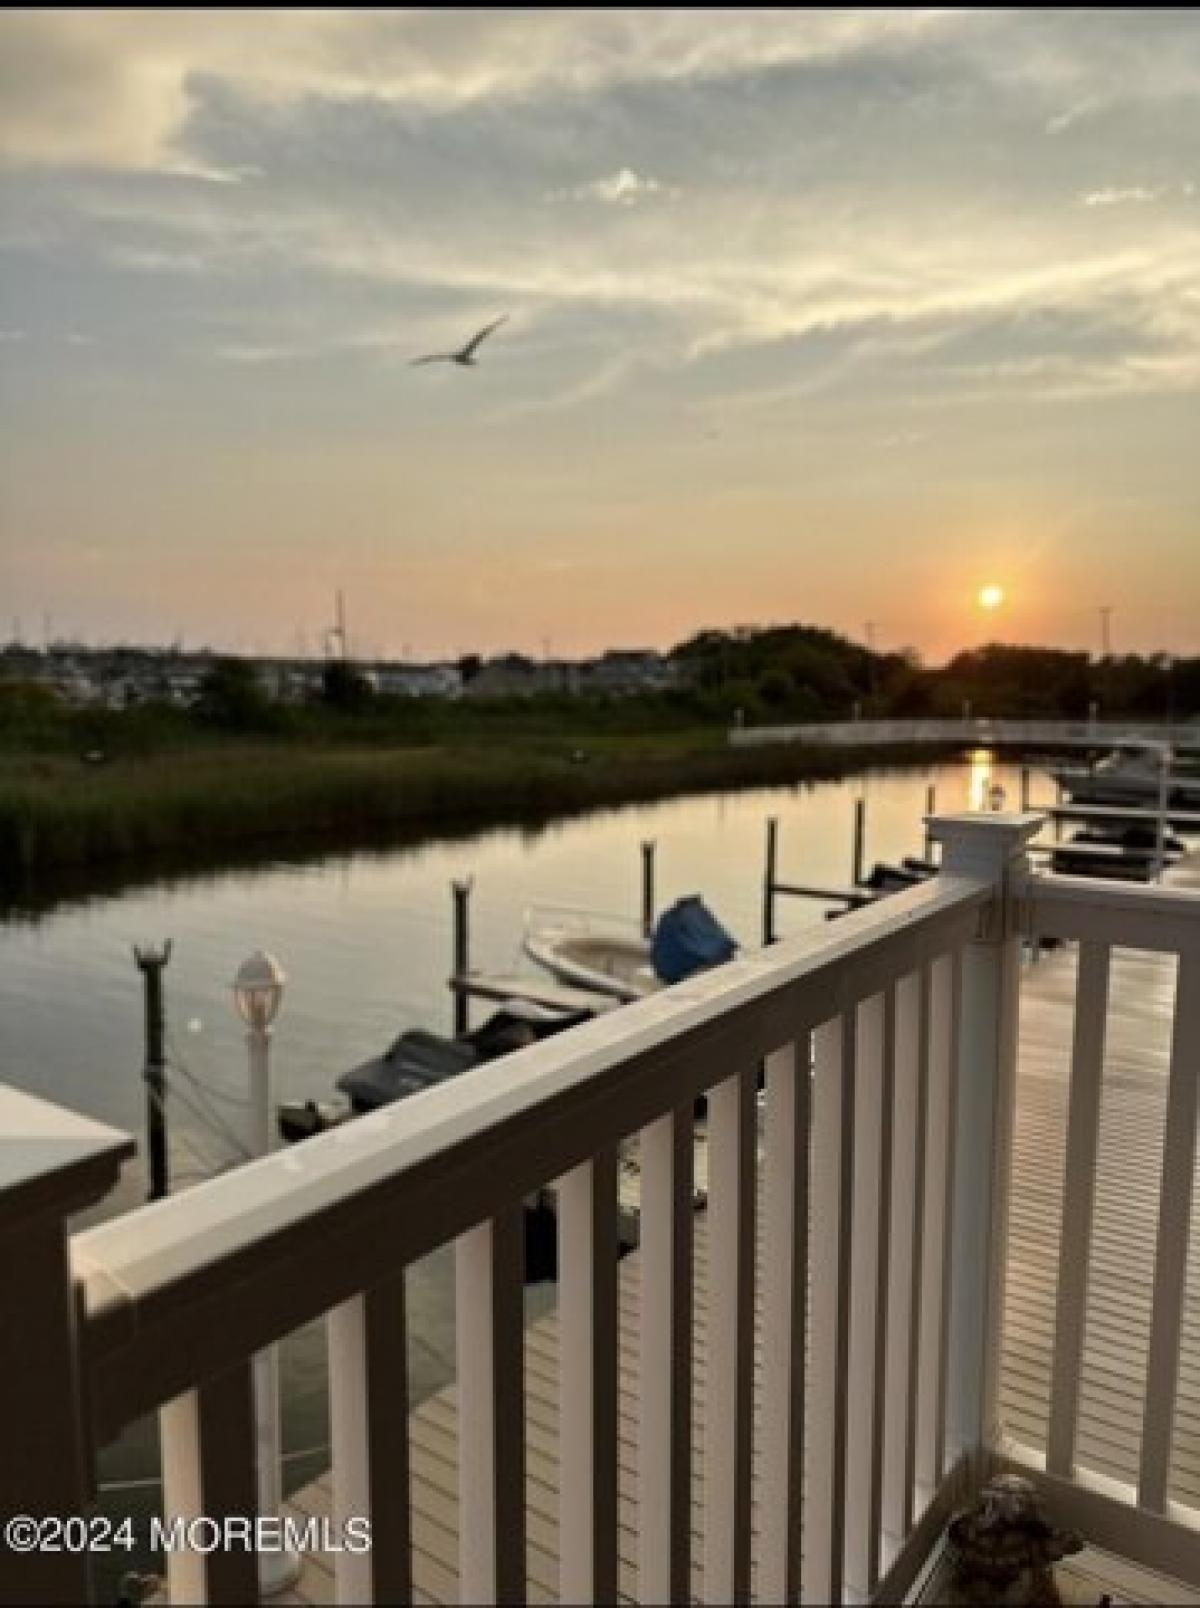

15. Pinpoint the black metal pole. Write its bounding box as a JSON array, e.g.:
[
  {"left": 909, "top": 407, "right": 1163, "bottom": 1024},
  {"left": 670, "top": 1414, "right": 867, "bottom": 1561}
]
[
  {"left": 923, "top": 783, "right": 936, "bottom": 862},
  {"left": 134, "top": 941, "right": 172, "bottom": 1202},
  {"left": 452, "top": 879, "right": 472, "bottom": 1036},
  {"left": 641, "top": 841, "right": 656, "bottom": 940},
  {"left": 852, "top": 796, "right": 867, "bottom": 887},
  {"left": 763, "top": 817, "right": 778, "bottom": 946},
  {"left": 1021, "top": 766, "right": 1031, "bottom": 812}
]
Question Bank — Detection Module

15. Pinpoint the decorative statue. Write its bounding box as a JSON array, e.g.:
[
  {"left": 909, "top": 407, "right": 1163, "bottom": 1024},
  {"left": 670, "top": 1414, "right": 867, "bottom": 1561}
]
[{"left": 946, "top": 1473, "right": 1085, "bottom": 1605}]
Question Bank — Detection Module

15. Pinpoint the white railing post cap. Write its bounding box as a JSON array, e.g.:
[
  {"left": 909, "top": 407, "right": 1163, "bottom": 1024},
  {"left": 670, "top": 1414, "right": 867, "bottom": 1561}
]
[
  {"left": 0, "top": 1086, "right": 134, "bottom": 1228},
  {"left": 928, "top": 812, "right": 1045, "bottom": 878}
]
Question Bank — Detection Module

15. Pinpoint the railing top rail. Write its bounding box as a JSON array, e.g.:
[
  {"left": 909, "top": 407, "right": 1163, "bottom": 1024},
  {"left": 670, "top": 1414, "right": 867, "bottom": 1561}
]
[
  {"left": 1028, "top": 871, "right": 1200, "bottom": 953},
  {"left": 71, "top": 870, "right": 988, "bottom": 1436}
]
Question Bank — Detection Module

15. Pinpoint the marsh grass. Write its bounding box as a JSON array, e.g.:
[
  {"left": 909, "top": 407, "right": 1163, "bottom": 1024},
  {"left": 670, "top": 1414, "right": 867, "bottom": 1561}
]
[{"left": 0, "top": 732, "right": 928, "bottom": 903}]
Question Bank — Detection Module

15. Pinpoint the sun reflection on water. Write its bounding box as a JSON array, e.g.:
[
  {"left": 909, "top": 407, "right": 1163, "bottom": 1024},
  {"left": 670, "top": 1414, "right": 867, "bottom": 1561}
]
[{"left": 968, "top": 747, "right": 995, "bottom": 811}]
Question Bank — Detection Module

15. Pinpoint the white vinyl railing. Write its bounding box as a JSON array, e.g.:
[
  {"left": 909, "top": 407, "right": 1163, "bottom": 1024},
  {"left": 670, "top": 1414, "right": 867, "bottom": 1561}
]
[
  {"left": 4, "top": 811, "right": 1199, "bottom": 1603},
  {"left": 995, "top": 871, "right": 1200, "bottom": 1583}
]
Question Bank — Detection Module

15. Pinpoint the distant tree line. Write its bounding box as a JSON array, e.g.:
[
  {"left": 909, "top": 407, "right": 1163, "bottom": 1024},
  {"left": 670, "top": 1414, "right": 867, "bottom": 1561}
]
[
  {"left": 0, "top": 628, "right": 1195, "bottom": 752},
  {"left": 667, "top": 628, "right": 1199, "bottom": 725}
]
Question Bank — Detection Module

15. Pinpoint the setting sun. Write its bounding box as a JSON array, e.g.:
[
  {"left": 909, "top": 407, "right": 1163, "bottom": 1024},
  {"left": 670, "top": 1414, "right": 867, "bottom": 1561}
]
[{"left": 978, "top": 583, "right": 1005, "bottom": 611}]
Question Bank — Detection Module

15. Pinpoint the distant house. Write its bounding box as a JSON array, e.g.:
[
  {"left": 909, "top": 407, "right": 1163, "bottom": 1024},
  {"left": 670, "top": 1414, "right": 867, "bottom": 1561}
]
[
  {"left": 162, "top": 670, "right": 204, "bottom": 708},
  {"left": 464, "top": 654, "right": 556, "bottom": 698},
  {"left": 578, "top": 649, "right": 679, "bottom": 695},
  {"left": 464, "top": 650, "right": 678, "bottom": 699},
  {"left": 373, "top": 663, "right": 463, "bottom": 699}
]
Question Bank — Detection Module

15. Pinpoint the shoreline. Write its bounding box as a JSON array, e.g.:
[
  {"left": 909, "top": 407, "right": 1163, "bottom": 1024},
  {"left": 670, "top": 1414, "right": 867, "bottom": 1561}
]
[{"left": 1, "top": 734, "right": 972, "bottom": 917}]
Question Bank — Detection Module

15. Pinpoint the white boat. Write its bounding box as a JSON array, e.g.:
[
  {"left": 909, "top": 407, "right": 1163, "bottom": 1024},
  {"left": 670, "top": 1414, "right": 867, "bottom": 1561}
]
[
  {"left": 1054, "top": 745, "right": 1200, "bottom": 810},
  {"left": 522, "top": 895, "right": 739, "bottom": 1004},
  {"left": 522, "top": 903, "right": 659, "bottom": 1002}
]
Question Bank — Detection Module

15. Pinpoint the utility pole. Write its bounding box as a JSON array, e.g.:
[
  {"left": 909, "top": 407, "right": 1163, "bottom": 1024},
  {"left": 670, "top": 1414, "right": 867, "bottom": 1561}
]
[
  {"left": 134, "top": 941, "right": 172, "bottom": 1202},
  {"left": 1099, "top": 605, "right": 1112, "bottom": 658},
  {"left": 864, "top": 621, "right": 878, "bottom": 706},
  {"left": 336, "top": 590, "right": 348, "bottom": 661}
]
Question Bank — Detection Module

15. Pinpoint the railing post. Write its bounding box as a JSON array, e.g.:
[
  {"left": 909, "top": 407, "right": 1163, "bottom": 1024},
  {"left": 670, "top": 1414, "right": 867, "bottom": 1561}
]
[
  {"left": 0, "top": 1088, "right": 133, "bottom": 1606},
  {"left": 927, "top": 812, "right": 1042, "bottom": 1469}
]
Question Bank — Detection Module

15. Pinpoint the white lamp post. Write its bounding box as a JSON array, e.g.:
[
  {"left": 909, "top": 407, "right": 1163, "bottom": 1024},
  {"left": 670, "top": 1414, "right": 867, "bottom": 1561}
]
[{"left": 232, "top": 951, "right": 300, "bottom": 1596}]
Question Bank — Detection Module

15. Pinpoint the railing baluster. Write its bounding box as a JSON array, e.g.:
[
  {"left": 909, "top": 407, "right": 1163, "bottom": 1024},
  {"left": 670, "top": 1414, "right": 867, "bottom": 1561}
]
[
  {"left": 803, "top": 1011, "right": 856, "bottom": 1606},
  {"left": 328, "top": 1274, "right": 411, "bottom": 1604},
  {"left": 916, "top": 947, "right": 961, "bottom": 1492},
  {"left": 934, "top": 947, "right": 963, "bottom": 1481},
  {"left": 903, "top": 964, "right": 930, "bottom": 1530},
  {"left": 871, "top": 988, "right": 896, "bottom": 1589},
  {"left": 703, "top": 1064, "right": 757, "bottom": 1605},
  {"left": 845, "top": 990, "right": 893, "bottom": 1594},
  {"left": 455, "top": 1208, "right": 525, "bottom": 1605},
  {"left": 159, "top": 1362, "right": 260, "bottom": 1605},
  {"left": 1047, "top": 941, "right": 1111, "bottom": 1478},
  {"left": 1139, "top": 948, "right": 1200, "bottom": 1513},
  {"left": 760, "top": 1037, "right": 810, "bottom": 1605},
  {"left": 638, "top": 1105, "right": 693, "bottom": 1605},
  {"left": 882, "top": 968, "right": 925, "bottom": 1545},
  {"left": 558, "top": 1149, "right": 618, "bottom": 1605}
]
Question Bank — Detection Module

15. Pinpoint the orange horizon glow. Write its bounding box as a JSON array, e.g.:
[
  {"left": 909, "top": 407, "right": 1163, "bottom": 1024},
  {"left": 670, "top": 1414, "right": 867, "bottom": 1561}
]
[{"left": 3, "top": 14, "right": 1198, "bottom": 661}]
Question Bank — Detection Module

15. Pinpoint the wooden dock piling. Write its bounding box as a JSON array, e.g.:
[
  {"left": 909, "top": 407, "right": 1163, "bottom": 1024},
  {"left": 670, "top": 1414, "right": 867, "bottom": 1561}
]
[{"left": 451, "top": 880, "right": 472, "bottom": 1036}]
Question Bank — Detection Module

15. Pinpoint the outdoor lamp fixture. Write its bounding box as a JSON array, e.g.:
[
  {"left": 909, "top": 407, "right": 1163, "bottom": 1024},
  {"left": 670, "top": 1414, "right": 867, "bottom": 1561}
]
[
  {"left": 231, "top": 950, "right": 300, "bottom": 1596},
  {"left": 233, "top": 949, "right": 286, "bottom": 1032}
]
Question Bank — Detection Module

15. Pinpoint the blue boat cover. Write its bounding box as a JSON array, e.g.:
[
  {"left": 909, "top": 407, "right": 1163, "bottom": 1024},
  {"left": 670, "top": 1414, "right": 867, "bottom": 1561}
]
[{"left": 651, "top": 896, "right": 737, "bottom": 984}]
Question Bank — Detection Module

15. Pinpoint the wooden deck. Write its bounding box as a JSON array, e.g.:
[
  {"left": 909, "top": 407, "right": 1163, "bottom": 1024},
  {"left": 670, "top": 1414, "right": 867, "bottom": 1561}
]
[{"left": 272, "top": 859, "right": 1200, "bottom": 1605}]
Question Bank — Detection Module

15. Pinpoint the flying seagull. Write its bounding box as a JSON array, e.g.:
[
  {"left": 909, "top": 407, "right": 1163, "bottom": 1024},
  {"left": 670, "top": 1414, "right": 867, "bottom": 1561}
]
[{"left": 411, "top": 315, "right": 509, "bottom": 367}]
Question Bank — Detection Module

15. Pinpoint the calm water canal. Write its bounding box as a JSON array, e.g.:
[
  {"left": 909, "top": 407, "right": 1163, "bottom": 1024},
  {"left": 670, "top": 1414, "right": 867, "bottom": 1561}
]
[{"left": 0, "top": 752, "right": 1046, "bottom": 1590}]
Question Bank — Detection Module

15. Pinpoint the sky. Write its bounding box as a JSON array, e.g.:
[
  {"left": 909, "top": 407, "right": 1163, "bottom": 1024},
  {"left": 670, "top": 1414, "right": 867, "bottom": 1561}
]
[{"left": 1, "top": 8, "right": 1198, "bottom": 664}]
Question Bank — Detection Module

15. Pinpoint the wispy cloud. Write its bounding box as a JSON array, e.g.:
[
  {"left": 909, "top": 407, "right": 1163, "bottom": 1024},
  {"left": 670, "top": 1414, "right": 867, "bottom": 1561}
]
[
  {"left": 1084, "top": 185, "right": 1163, "bottom": 209},
  {"left": 553, "top": 167, "right": 675, "bottom": 206},
  {"left": 1082, "top": 182, "right": 1195, "bottom": 208},
  {"left": 1046, "top": 100, "right": 1098, "bottom": 135},
  {"left": 0, "top": 10, "right": 964, "bottom": 175}
]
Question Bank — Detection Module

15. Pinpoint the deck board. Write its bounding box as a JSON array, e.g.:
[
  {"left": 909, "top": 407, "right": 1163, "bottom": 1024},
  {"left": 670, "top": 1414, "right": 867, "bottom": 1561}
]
[{"left": 275, "top": 854, "right": 1200, "bottom": 1604}]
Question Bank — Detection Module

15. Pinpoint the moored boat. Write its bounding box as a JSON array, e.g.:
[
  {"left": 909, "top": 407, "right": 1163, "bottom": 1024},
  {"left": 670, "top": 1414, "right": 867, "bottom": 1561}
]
[
  {"left": 277, "top": 996, "right": 595, "bottom": 1144},
  {"left": 522, "top": 894, "right": 737, "bottom": 1002},
  {"left": 1053, "top": 745, "right": 1200, "bottom": 810}
]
